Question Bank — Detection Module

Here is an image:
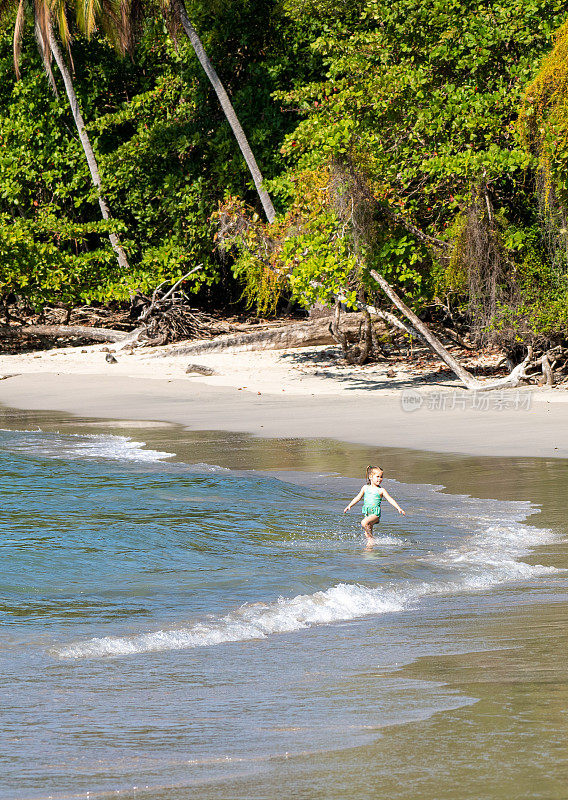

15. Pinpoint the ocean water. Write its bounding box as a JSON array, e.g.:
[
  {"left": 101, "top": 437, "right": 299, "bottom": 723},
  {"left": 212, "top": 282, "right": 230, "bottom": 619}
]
[{"left": 0, "top": 426, "right": 565, "bottom": 800}]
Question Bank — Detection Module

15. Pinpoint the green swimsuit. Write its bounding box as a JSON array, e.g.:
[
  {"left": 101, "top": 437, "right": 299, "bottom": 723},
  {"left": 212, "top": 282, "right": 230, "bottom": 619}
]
[{"left": 362, "top": 486, "right": 382, "bottom": 518}]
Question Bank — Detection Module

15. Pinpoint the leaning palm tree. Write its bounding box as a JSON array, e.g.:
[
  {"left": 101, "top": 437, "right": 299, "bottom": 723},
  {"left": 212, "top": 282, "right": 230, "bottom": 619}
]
[
  {"left": 169, "top": 0, "right": 276, "bottom": 224},
  {"left": 80, "top": 0, "right": 276, "bottom": 223},
  {"left": 1, "top": 0, "right": 131, "bottom": 271}
]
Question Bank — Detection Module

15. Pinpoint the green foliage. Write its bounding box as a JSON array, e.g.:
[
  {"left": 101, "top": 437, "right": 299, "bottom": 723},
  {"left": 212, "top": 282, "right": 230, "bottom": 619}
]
[
  {"left": 435, "top": 213, "right": 472, "bottom": 299},
  {"left": 0, "top": 0, "right": 567, "bottom": 348},
  {"left": 215, "top": 169, "right": 358, "bottom": 315},
  {"left": 218, "top": 0, "right": 568, "bottom": 330},
  {"left": 520, "top": 19, "right": 568, "bottom": 190},
  {"left": 267, "top": 0, "right": 568, "bottom": 335},
  {"left": 0, "top": 212, "right": 120, "bottom": 306},
  {"left": 493, "top": 265, "right": 568, "bottom": 341},
  {"left": 502, "top": 234, "right": 568, "bottom": 337},
  {"left": 231, "top": 251, "right": 286, "bottom": 316},
  {"left": 519, "top": 19, "right": 568, "bottom": 274},
  {"left": 0, "top": 2, "right": 317, "bottom": 307}
]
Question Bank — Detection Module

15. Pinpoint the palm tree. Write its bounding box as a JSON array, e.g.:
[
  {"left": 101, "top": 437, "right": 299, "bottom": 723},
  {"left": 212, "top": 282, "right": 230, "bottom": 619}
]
[
  {"left": 169, "top": 0, "right": 277, "bottom": 224},
  {"left": 1, "top": 0, "right": 131, "bottom": 272},
  {"left": 80, "top": 0, "right": 277, "bottom": 223}
]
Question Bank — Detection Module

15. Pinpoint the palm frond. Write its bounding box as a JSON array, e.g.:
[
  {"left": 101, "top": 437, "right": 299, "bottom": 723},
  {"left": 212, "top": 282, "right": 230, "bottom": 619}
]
[
  {"left": 51, "top": 0, "right": 71, "bottom": 50},
  {"left": 76, "top": 0, "right": 100, "bottom": 38},
  {"left": 97, "top": 0, "right": 131, "bottom": 53},
  {"left": 160, "top": 0, "right": 179, "bottom": 47},
  {"left": 120, "top": 0, "right": 139, "bottom": 54},
  {"left": 33, "top": 0, "right": 57, "bottom": 92},
  {"left": 13, "top": 0, "right": 26, "bottom": 77}
]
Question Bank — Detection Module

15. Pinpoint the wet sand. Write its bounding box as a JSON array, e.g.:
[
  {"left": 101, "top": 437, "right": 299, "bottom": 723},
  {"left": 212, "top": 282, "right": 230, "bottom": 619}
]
[
  {"left": 183, "top": 450, "right": 568, "bottom": 800},
  {"left": 194, "top": 597, "right": 568, "bottom": 800},
  {"left": 0, "top": 371, "right": 567, "bottom": 458}
]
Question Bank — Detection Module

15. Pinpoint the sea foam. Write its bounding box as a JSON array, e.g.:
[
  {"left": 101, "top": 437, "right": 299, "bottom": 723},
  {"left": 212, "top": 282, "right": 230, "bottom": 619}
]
[
  {"left": 54, "top": 519, "right": 560, "bottom": 660},
  {"left": 0, "top": 429, "right": 173, "bottom": 463}
]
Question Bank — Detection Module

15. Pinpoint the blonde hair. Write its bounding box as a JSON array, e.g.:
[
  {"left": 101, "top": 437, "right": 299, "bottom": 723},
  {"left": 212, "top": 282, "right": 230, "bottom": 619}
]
[{"left": 365, "top": 465, "right": 384, "bottom": 484}]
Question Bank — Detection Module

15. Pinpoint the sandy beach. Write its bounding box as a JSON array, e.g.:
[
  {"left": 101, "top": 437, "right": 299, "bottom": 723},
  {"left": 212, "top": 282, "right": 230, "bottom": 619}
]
[{"left": 0, "top": 340, "right": 567, "bottom": 458}]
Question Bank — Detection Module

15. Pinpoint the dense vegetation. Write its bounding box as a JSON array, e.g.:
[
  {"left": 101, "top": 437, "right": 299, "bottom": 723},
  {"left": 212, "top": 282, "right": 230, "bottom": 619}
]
[
  {"left": 0, "top": 0, "right": 318, "bottom": 308},
  {"left": 1, "top": 0, "right": 568, "bottom": 351}
]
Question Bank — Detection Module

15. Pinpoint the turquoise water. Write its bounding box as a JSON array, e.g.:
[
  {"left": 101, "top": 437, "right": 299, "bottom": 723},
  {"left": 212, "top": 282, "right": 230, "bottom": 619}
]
[{"left": 0, "top": 427, "right": 563, "bottom": 799}]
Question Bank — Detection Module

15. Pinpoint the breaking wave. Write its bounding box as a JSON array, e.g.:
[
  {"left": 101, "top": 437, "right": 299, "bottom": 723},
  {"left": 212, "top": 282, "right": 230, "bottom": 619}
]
[{"left": 55, "top": 519, "right": 560, "bottom": 660}]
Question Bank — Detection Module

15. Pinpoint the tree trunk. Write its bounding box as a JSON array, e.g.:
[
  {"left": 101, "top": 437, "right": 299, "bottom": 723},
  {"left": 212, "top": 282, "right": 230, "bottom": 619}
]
[
  {"left": 369, "top": 269, "right": 478, "bottom": 388},
  {"left": 369, "top": 269, "right": 535, "bottom": 390},
  {"left": 173, "top": 0, "right": 277, "bottom": 224},
  {"left": 541, "top": 353, "right": 554, "bottom": 386},
  {"left": 328, "top": 301, "right": 373, "bottom": 364},
  {"left": 0, "top": 325, "right": 129, "bottom": 342},
  {"left": 47, "top": 28, "right": 131, "bottom": 273},
  {"left": 151, "top": 314, "right": 370, "bottom": 356},
  {"left": 356, "top": 309, "right": 373, "bottom": 365}
]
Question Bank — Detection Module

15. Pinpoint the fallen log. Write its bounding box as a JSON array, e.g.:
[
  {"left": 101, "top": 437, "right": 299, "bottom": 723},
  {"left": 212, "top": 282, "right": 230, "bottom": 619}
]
[
  {"left": 369, "top": 269, "right": 533, "bottom": 391},
  {"left": 369, "top": 269, "right": 479, "bottom": 388},
  {"left": 335, "top": 291, "right": 425, "bottom": 342},
  {"left": 150, "top": 314, "right": 371, "bottom": 356},
  {"left": 0, "top": 325, "right": 129, "bottom": 343}
]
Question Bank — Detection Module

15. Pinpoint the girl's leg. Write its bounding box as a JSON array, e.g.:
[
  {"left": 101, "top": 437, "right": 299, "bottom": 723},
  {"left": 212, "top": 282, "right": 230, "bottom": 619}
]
[{"left": 361, "top": 514, "right": 380, "bottom": 541}]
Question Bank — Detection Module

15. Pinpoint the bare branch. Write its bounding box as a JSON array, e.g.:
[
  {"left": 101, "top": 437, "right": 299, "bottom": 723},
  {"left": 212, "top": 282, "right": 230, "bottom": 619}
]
[{"left": 139, "top": 266, "right": 202, "bottom": 322}]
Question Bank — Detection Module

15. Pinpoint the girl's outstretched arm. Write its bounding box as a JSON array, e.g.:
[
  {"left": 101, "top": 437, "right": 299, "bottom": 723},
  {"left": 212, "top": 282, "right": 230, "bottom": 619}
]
[
  {"left": 344, "top": 487, "right": 365, "bottom": 513},
  {"left": 381, "top": 489, "right": 406, "bottom": 515}
]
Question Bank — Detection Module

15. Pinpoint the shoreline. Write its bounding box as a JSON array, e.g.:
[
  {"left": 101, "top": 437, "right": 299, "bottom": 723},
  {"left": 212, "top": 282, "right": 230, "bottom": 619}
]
[
  {"left": 0, "top": 341, "right": 567, "bottom": 458},
  {"left": 2, "top": 349, "right": 567, "bottom": 800}
]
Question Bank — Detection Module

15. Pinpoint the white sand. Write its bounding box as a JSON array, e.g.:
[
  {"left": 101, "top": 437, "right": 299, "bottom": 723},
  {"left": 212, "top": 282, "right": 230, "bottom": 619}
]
[
  {"left": 0, "top": 341, "right": 567, "bottom": 458},
  {"left": 0, "top": 338, "right": 466, "bottom": 395}
]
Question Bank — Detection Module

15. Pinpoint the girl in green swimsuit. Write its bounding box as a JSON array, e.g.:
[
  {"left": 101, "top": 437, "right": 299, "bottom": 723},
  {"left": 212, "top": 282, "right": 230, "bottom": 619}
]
[{"left": 343, "top": 465, "right": 406, "bottom": 544}]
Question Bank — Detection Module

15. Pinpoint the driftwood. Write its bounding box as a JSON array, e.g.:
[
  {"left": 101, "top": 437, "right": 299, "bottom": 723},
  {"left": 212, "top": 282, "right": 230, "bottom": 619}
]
[
  {"left": 307, "top": 273, "right": 424, "bottom": 343},
  {"left": 128, "top": 269, "right": 225, "bottom": 346},
  {"left": 526, "top": 346, "right": 568, "bottom": 386},
  {"left": 0, "top": 324, "right": 127, "bottom": 342},
  {"left": 151, "top": 313, "right": 371, "bottom": 357},
  {"left": 2, "top": 266, "right": 564, "bottom": 391},
  {"left": 212, "top": 180, "right": 561, "bottom": 387},
  {"left": 186, "top": 363, "right": 217, "bottom": 375},
  {"left": 369, "top": 269, "right": 478, "bottom": 388},
  {"left": 0, "top": 277, "right": 226, "bottom": 350},
  {"left": 137, "top": 267, "right": 203, "bottom": 325}
]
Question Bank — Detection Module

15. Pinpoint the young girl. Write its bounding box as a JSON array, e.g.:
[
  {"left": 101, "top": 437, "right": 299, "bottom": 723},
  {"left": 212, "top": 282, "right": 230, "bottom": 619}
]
[{"left": 344, "top": 465, "right": 405, "bottom": 543}]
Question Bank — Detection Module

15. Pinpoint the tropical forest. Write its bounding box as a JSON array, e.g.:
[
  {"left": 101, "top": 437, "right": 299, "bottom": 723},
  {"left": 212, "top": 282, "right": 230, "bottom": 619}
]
[{"left": 2, "top": 0, "right": 568, "bottom": 386}]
